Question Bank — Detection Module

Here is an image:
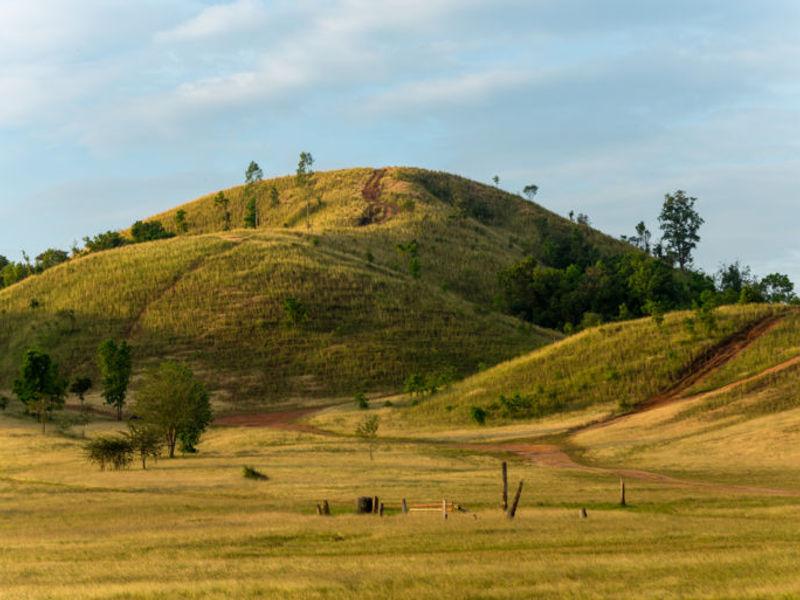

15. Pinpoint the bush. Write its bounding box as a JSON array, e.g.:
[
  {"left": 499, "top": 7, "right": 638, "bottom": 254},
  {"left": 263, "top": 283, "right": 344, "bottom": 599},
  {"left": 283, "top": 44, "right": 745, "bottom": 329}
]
[
  {"left": 131, "top": 220, "right": 175, "bottom": 243},
  {"left": 355, "top": 392, "right": 369, "bottom": 410},
  {"left": 242, "top": 465, "right": 269, "bottom": 481},
  {"left": 470, "top": 406, "right": 487, "bottom": 425},
  {"left": 85, "top": 436, "right": 133, "bottom": 471}
]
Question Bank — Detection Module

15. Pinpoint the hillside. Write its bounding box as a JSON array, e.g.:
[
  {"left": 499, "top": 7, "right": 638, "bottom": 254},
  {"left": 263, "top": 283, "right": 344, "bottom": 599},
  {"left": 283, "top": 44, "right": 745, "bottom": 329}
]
[
  {"left": 404, "top": 303, "right": 790, "bottom": 427},
  {"left": 0, "top": 167, "right": 637, "bottom": 409}
]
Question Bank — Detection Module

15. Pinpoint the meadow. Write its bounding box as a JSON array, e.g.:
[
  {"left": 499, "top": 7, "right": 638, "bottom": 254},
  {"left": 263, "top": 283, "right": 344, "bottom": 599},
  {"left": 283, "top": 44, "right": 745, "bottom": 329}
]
[{"left": 4, "top": 408, "right": 800, "bottom": 600}]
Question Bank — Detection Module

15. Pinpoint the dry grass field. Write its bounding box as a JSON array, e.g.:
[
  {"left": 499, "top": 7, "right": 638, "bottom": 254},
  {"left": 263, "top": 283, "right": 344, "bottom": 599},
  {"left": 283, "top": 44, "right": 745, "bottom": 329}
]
[{"left": 4, "top": 406, "right": 800, "bottom": 600}]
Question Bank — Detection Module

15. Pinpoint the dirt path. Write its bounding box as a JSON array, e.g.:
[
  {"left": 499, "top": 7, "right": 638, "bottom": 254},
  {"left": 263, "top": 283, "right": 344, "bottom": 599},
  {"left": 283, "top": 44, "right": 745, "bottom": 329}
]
[{"left": 215, "top": 407, "right": 327, "bottom": 434}]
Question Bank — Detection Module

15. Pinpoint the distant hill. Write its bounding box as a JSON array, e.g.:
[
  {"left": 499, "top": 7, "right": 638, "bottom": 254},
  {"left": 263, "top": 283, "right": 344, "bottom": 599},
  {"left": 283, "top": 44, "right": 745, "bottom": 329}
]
[{"left": 0, "top": 167, "right": 632, "bottom": 410}]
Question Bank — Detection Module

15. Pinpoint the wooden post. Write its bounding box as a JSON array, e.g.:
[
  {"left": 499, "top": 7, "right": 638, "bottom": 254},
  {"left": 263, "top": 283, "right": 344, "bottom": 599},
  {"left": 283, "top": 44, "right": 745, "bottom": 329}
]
[
  {"left": 620, "top": 478, "right": 626, "bottom": 507},
  {"left": 322, "top": 500, "right": 331, "bottom": 516},
  {"left": 501, "top": 461, "right": 508, "bottom": 511},
  {"left": 316, "top": 503, "right": 323, "bottom": 516},
  {"left": 507, "top": 480, "right": 524, "bottom": 519},
  {"left": 401, "top": 498, "right": 408, "bottom": 514},
  {"left": 379, "top": 503, "right": 384, "bottom": 517},
  {"left": 442, "top": 499, "right": 448, "bottom": 520},
  {"left": 373, "top": 496, "right": 380, "bottom": 514},
  {"left": 580, "top": 508, "right": 588, "bottom": 519}
]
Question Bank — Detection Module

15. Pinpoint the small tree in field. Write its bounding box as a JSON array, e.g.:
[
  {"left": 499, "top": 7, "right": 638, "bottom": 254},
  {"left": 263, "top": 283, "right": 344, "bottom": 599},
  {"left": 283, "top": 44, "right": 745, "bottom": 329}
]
[
  {"left": 133, "top": 361, "right": 212, "bottom": 458},
  {"left": 85, "top": 436, "right": 133, "bottom": 471},
  {"left": 126, "top": 422, "right": 164, "bottom": 469},
  {"left": 13, "top": 350, "right": 67, "bottom": 433},
  {"left": 69, "top": 377, "right": 92, "bottom": 408},
  {"left": 175, "top": 210, "right": 189, "bottom": 233},
  {"left": 243, "top": 161, "right": 263, "bottom": 228},
  {"left": 523, "top": 184, "right": 538, "bottom": 201},
  {"left": 356, "top": 415, "right": 380, "bottom": 460},
  {"left": 97, "top": 340, "right": 132, "bottom": 421}
]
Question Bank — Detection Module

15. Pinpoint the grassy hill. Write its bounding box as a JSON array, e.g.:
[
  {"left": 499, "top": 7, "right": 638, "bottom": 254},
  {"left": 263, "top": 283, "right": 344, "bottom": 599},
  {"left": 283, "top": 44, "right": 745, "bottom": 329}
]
[
  {"left": 405, "top": 303, "right": 790, "bottom": 427},
  {"left": 0, "top": 167, "right": 638, "bottom": 409}
]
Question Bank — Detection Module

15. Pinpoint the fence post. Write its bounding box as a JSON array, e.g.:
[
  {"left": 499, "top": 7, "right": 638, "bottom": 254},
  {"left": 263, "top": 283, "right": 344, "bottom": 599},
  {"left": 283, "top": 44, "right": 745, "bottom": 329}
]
[
  {"left": 373, "top": 496, "right": 380, "bottom": 514},
  {"left": 402, "top": 498, "right": 408, "bottom": 514},
  {"left": 620, "top": 478, "right": 626, "bottom": 507},
  {"left": 379, "top": 502, "right": 385, "bottom": 517},
  {"left": 507, "top": 480, "right": 524, "bottom": 519},
  {"left": 501, "top": 461, "right": 508, "bottom": 511},
  {"left": 322, "top": 500, "right": 331, "bottom": 516},
  {"left": 442, "top": 499, "right": 448, "bottom": 520},
  {"left": 580, "top": 507, "right": 588, "bottom": 519}
]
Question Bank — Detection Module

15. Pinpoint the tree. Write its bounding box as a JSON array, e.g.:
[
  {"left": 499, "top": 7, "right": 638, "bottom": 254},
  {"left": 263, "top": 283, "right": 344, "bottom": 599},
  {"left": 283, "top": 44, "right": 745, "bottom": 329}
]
[
  {"left": 760, "top": 273, "right": 795, "bottom": 304},
  {"left": 492, "top": 175, "right": 500, "bottom": 187},
  {"left": 270, "top": 186, "right": 280, "bottom": 208},
  {"left": 403, "top": 373, "right": 426, "bottom": 398},
  {"left": 69, "top": 376, "right": 92, "bottom": 408},
  {"left": 133, "top": 361, "right": 212, "bottom": 458},
  {"left": 13, "top": 350, "right": 67, "bottom": 433},
  {"left": 243, "top": 161, "right": 263, "bottom": 229},
  {"left": 214, "top": 192, "right": 231, "bottom": 231},
  {"left": 131, "top": 220, "right": 174, "bottom": 243},
  {"left": 85, "top": 436, "right": 133, "bottom": 471},
  {"left": 658, "top": 190, "right": 704, "bottom": 271},
  {"left": 97, "top": 339, "right": 132, "bottom": 421},
  {"left": 296, "top": 152, "right": 315, "bottom": 229},
  {"left": 34, "top": 248, "right": 69, "bottom": 272},
  {"left": 175, "top": 210, "right": 188, "bottom": 233},
  {"left": 624, "top": 221, "right": 652, "bottom": 254},
  {"left": 83, "top": 231, "right": 128, "bottom": 253},
  {"left": 355, "top": 414, "right": 379, "bottom": 460},
  {"left": 523, "top": 184, "right": 538, "bottom": 201},
  {"left": 126, "top": 422, "right": 164, "bottom": 469}
]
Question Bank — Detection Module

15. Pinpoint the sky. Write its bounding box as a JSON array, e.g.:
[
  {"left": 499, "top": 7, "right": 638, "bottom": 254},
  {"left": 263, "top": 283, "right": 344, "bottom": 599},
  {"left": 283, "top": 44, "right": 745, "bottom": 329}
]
[{"left": 1, "top": 0, "right": 798, "bottom": 282}]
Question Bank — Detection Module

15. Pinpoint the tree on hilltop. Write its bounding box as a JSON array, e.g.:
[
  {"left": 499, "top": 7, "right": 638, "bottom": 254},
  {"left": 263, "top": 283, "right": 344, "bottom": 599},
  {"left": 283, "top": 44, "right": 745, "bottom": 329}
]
[
  {"left": 244, "top": 161, "right": 263, "bottom": 228},
  {"left": 296, "top": 152, "right": 315, "bottom": 229},
  {"left": 658, "top": 190, "right": 703, "bottom": 271}
]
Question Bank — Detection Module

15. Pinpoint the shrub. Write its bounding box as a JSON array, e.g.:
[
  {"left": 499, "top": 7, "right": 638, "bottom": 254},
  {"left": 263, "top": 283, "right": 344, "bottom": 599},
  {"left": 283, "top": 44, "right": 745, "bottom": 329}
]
[
  {"left": 85, "top": 436, "right": 134, "bottom": 471},
  {"left": 355, "top": 392, "right": 369, "bottom": 410},
  {"left": 283, "top": 297, "right": 308, "bottom": 325},
  {"left": 470, "top": 406, "right": 487, "bottom": 425},
  {"left": 242, "top": 465, "right": 269, "bottom": 481},
  {"left": 131, "top": 220, "right": 175, "bottom": 243}
]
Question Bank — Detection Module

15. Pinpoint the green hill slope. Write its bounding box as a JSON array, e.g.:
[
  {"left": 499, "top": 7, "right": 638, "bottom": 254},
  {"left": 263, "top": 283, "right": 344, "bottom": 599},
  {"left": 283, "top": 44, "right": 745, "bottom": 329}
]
[
  {"left": 1, "top": 167, "right": 641, "bottom": 409},
  {"left": 408, "top": 304, "right": 789, "bottom": 427}
]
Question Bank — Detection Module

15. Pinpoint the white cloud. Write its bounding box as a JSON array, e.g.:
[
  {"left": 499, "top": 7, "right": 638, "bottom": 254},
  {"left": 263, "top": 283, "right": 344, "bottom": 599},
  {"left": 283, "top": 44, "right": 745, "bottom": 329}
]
[
  {"left": 366, "top": 70, "right": 534, "bottom": 114},
  {"left": 155, "top": 0, "right": 269, "bottom": 42}
]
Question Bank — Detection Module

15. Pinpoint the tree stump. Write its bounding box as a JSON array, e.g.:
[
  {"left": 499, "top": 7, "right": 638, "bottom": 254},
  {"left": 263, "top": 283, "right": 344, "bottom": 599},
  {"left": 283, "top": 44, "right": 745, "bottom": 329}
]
[{"left": 357, "top": 496, "right": 373, "bottom": 514}]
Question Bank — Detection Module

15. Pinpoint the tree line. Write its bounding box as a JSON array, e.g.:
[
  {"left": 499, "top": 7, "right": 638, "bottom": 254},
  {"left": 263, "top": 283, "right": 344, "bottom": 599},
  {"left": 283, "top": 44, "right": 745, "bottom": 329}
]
[
  {"left": 9, "top": 340, "right": 212, "bottom": 468},
  {"left": 499, "top": 190, "right": 796, "bottom": 331}
]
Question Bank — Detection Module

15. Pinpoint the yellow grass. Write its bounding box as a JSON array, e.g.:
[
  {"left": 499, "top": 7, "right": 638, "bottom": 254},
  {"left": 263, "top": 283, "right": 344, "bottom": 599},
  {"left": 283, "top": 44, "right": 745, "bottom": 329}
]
[{"left": 5, "top": 410, "right": 800, "bottom": 599}]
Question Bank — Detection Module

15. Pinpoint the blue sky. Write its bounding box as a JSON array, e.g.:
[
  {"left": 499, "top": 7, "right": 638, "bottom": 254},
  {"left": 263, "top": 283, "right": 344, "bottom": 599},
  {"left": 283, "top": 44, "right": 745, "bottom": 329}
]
[{"left": 1, "top": 0, "right": 798, "bottom": 282}]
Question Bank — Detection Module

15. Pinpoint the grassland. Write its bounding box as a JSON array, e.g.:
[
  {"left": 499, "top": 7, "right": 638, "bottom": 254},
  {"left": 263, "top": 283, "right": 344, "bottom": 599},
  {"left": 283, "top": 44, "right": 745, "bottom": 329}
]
[{"left": 5, "top": 408, "right": 800, "bottom": 599}]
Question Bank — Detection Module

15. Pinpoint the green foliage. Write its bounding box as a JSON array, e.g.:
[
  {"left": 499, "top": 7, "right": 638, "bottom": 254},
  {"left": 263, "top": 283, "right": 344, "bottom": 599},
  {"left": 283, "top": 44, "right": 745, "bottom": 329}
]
[
  {"left": 396, "top": 240, "right": 420, "bottom": 279},
  {"left": 214, "top": 192, "right": 232, "bottom": 231},
  {"left": 270, "top": 186, "right": 280, "bottom": 208},
  {"left": 175, "top": 210, "right": 189, "bottom": 233},
  {"left": 13, "top": 349, "right": 66, "bottom": 433},
  {"left": 1, "top": 260, "right": 33, "bottom": 288},
  {"left": 355, "top": 414, "right": 380, "bottom": 460},
  {"left": 126, "top": 422, "right": 164, "bottom": 469},
  {"left": 470, "top": 405, "right": 487, "bottom": 425},
  {"left": 131, "top": 220, "right": 174, "bottom": 243},
  {"left": 658, "top": 190, "right": 704, "bottom": 270},
  {"left": 97, "top": 339, "right": 132, "bottom": 421},
  {"left": 0, "top": 395, "right": 8, "bottom": 410},
  {"left": 69, "top": 376, "right": 92, "bottom": 405},
  {"left": 242, "top": 465, "right": 269, "bottom": 480},
  {"left": 282, "top": 297, "right": 308, "bottom": 326},
  {"left": 34, "top": 248, "right": 69, "bottom": 272},
  {"left": 133, "top": 361, "right": 212, "bottom": 458},
  {"left": 83, "top": 231, "right": 128, "bottom": 253},
  {"left": 355, "top": 392, "right": 369, "bottom": 410},
  {"left": 85, "top": 435, "right": 133, "bottom": 471}
]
